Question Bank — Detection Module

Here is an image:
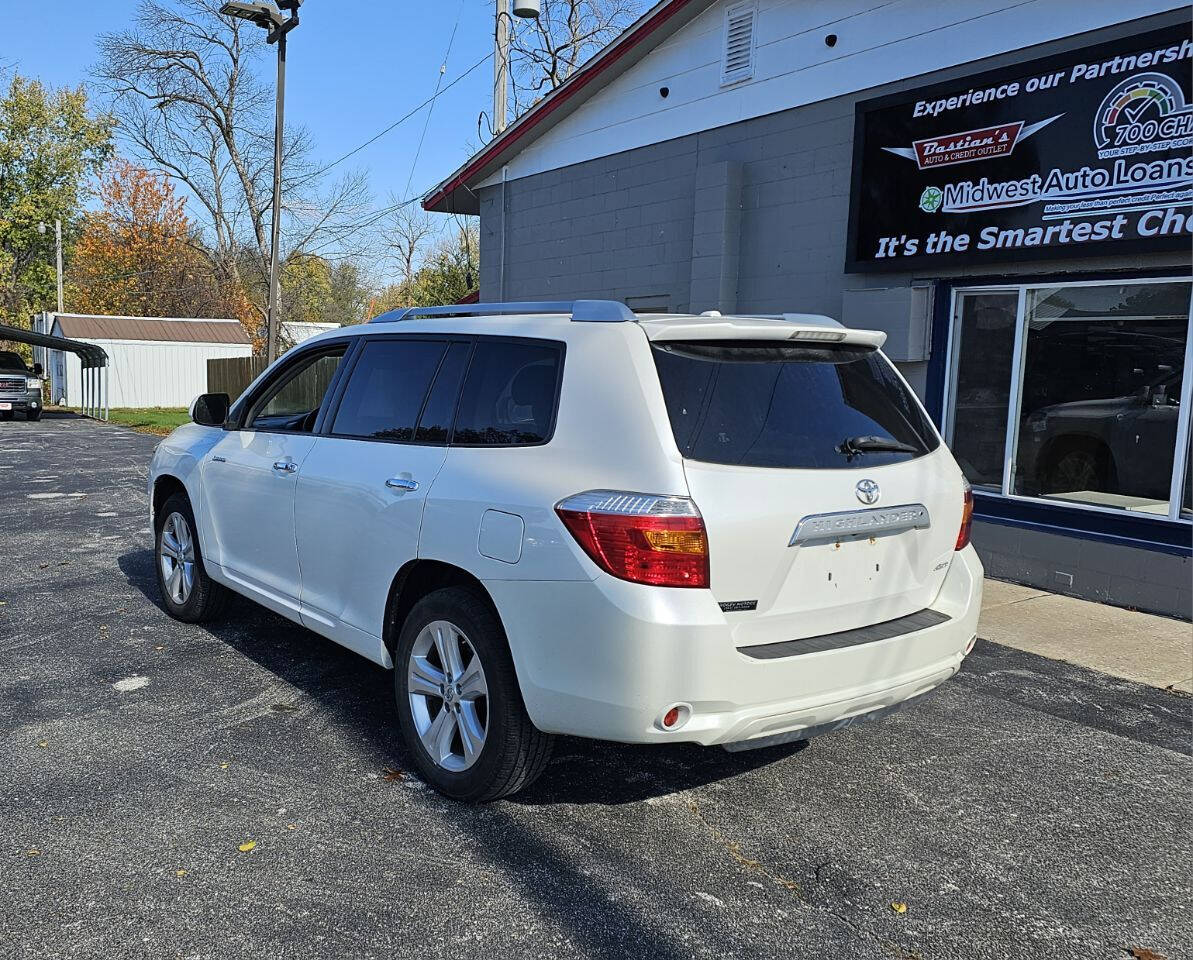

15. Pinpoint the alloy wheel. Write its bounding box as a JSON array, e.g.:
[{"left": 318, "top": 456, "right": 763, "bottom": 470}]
[
  {"left": 159, "top": 511, "right": 196, "bottom": 606},
  {"left": 407, "top": 620, "right": 489, "bottom": 772}
]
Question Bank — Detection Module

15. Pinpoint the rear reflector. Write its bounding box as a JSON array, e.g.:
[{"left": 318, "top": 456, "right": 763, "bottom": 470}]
[
  {"left": 556, "top": 490, "right": 710, "bottom": 588},
  {"left": 956, "top": 479, "right": 974, "bottom": 551}
]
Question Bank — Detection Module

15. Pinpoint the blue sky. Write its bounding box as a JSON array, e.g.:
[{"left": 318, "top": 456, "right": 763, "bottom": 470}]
[{"left": 7, "top": 0, "right": 499, "bottom": 215}]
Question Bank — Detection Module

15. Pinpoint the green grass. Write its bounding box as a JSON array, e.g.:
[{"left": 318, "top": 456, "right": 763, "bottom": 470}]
[{"left": 105, "top": 407, "right": 191, "bottom": 435}]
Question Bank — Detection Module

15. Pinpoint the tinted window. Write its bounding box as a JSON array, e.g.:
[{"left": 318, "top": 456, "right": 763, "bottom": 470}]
[
  {"left": 415, "top": 341, "right": 471, "bottom": 444},
  {"left": 249, "top": 348, "right": 346, "bottom": 433},
  {"left": 452, "top": 340, "right": 562, "bottom": 446},
  {"left": 332, "top": 339, "right": 446, "bottom": 441},
  {"left": 652, "top": 340, "right": 939, "bottom": 469}
]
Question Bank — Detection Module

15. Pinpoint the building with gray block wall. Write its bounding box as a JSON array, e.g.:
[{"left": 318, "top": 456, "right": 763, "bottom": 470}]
[{"left": 428, "top": 1, "right": 1192, "bottom": 618}]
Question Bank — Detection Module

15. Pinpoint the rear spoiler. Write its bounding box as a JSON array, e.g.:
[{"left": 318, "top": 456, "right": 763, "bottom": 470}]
[{"left": 642, "top": 314, "right": 887, "bottom": 350}]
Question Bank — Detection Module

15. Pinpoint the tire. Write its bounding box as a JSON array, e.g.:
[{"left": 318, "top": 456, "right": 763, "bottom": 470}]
[
  {"left": 394, "top": 586, "right": 553, "bottom": 801},
  {"left": 25, "top": 407, "right": 41, "bottom": 421},
  {"left": 0, "top": 411, "right": 13, "bottom": 421},
  {"left": 154, "top": 492, "right": 230, "bottom": 623},
  {"left": 1045, "top": 445, "right": 1106, "bottom": 494}
]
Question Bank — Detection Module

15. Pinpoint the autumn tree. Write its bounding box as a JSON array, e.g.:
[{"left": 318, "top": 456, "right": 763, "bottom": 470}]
[
  {"left": 0, "top": 73, "right": 111, "bottom": 334},
  {"left": 68, "top": 159, "right": 249, "bottom": 320}
]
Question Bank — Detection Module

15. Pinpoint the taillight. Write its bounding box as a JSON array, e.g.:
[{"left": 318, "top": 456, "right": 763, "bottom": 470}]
[
  {"left": 956, "top": 479, "right": 974, "bottom": 551},
  {"left": 555, "top": 490, "right": 710, "bottom": 588}
]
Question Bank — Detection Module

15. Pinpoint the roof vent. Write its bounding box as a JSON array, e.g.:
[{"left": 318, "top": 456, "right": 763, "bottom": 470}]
[{"left": 721, "top": 1, "right": 757, "bottom": 87}]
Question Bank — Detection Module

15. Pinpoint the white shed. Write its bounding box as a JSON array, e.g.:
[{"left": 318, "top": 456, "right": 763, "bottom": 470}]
[
  {"left": 47, "top": 314, "right": 252, "bottom": 409},
  {"left": 282, "top": 321, "right": 340, "bottom": 349}
]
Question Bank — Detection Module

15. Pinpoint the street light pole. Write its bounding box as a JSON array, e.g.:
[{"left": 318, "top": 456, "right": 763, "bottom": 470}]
[
  {"left": 267, "top": 25, "right": 286, "bottom": 364},
  {"left": 220, "top": 0, "right": 300, "bottom": 364}
]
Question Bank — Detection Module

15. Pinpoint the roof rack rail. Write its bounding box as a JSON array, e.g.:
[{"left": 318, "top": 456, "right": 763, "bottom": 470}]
[{"left": 369, "top": 299, "right": 635, "bottom": 324}]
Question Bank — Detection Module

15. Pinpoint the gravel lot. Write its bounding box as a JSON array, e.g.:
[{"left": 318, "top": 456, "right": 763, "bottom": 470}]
[{"left": 1, "top": 414, "right": 1189, "bottom": 960}]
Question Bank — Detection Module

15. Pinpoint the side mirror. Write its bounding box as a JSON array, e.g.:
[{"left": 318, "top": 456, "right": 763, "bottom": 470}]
[
  {"left": 189, "top": 392, "right": 230, "bottom": 427},
  {"left": 32, "top": 362, "right": 43, "bottom": 377}
]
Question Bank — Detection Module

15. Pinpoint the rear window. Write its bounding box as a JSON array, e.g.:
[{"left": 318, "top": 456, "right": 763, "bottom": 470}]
[
  {"left": 452, "top": 339, "right": 563, "bottom": 446},
  {"left": 652, "top": 340, "right": 940, "bottom": 469}
]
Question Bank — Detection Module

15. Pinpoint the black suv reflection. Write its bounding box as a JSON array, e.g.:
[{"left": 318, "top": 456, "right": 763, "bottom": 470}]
[{"left": 1018, "top": 370, "right": 1182, "bottom": 503}]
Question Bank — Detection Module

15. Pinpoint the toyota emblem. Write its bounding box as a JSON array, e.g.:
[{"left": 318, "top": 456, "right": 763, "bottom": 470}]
[{"left": 855, "top": 479, "right": 880, "bottom": 505}]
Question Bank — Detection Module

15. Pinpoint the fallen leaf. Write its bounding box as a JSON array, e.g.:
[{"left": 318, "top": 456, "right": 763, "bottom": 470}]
[
  {"left": 1126, "top": 949, "right": 1167, "bottom": 960},
  {"left": 381, "top": 768, "right": 404, "bottom": 782},
  {"left": 175, "top": 869, "right": 187, "bottom": 877},
  {"left": 26, "top": 849, "right": 40, "bottom": 857},
  {"left": 891, "top": 901, "right": 908, "bottom": 915},
  {"left": 270, "top": 703, "right": 298, "bottom": 712},
  {"left": 37, "top": 741, "right": 47, "bottom": 749},
  {"left": 286, "top": 823, "right": 297, "bottom": 831},
  {"left": 238, "top": 841, "right": 256, "bottom": 852},
  {"left": 154, "top": 645, "right": 164, "bottom": 651},
  {"left": 219, "top": 762, "right": 229, "bottom": 770}
]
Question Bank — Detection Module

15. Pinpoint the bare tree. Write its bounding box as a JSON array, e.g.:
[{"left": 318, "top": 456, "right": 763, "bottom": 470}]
[
  {"left": 508, "top": 0, "right": 642, "bottom": 116},
  {"left": 94, "top": 0, "right": 372, "bottom": 335},
  {"left": 385, "top": 204, "right": 435, "bottom": 308}
]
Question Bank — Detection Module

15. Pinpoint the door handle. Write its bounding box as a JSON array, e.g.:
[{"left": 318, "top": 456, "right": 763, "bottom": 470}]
[
  {"left": 273, "top": 460, "right": 298, "bottom": 474},
  {"left": 385, "top": 477, "right": 419, "bottom": 491}
]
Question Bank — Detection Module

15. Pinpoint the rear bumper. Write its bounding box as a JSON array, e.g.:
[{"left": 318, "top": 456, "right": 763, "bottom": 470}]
[{"left": 486, "top": 545, "right": 983, "bottom": 747}]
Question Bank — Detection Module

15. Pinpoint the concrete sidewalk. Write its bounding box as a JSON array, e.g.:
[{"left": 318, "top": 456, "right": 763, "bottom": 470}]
[{"left": 979, "top": 578, "right": 1192, "bottom": 693}]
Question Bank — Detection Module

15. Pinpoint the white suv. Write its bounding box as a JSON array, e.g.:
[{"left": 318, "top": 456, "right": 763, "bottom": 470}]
[{"left": 149, "top": 301, "right": 982, "bottom": 801}]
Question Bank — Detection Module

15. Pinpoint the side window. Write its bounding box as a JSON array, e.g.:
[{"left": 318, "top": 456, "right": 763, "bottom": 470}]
[
  {"left": 247, "top": 347, "right": 346, "bottom": 433},
  {"left": 415, "top": 341, "right": 471, "bottom": 444},
  {"left": 452, "top": 340, "right": 563, "bottom": 446},
  {"left": 331, "top": 339, "right": 446, "bottom": 441}
]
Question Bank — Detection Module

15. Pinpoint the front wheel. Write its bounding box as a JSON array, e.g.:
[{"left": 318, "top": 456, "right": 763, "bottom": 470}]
[
  {"left": 25, "top": 407, "right": 41, "bottom": 421},
  {"left": 394, "top": 587, "right": 552, "bottom": 801},
  {"left": 155, "top": 493, "right": 229, "bottom": 623}
]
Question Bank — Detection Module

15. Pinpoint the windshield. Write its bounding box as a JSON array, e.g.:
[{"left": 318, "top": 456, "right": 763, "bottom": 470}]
[
  {"left": 652, "top": 340, "right": 940, "bottom": 469},
  {"left": 0, "top": 351, "right": 29, "bottom": 372}
]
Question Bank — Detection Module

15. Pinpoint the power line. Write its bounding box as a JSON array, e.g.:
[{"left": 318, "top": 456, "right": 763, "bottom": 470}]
[
  {"left": 404, "top": 0, "right": 467, "bottom": 199},
  {"left": 304, "top": 48, "right": 493, "bottom": 184}
]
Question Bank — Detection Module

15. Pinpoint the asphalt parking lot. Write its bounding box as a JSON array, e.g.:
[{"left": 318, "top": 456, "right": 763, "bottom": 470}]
[{"left": 1, "top": 413, "right": 1189, "bottom": 960}]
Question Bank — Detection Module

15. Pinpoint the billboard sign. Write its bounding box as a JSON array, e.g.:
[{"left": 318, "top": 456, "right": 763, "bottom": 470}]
[{"left": 847, "top": 23, "right": 1193, "bottom": 271}]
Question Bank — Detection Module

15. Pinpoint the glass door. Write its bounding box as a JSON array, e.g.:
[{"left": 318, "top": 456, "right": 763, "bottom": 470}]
[{"left": 946, "top": 291, "right": 1020, "bottom": 491}]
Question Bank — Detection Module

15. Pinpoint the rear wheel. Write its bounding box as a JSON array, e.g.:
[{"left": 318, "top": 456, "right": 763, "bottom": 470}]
[
  {"left": 394, "top": 586, "right": 552, "bottom": 801},
  {"left": 155, "top": 493, "right": 229, "bottom": 623}
]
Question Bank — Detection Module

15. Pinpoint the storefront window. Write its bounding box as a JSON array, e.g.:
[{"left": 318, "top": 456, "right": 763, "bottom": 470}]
[
  {"left": 949, "top": 292, "right": 1018, "bottom": 489},
  {"left": 947, "top": 278, "right": 1193, "bottom": 523}
]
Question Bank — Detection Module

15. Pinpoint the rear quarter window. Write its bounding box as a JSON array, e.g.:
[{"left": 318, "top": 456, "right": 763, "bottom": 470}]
[
  {"left": 452, "top": 339, "right": 563, "bottom": 446},
  {"left": 652, "top": 340, "right": 940, "bottom": 469}
]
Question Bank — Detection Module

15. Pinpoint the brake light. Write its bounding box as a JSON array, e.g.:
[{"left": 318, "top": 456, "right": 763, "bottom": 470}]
[
  {"left": 956, "top": 479, "right": 974, "bottom": 551},
  {"left": 556, "top": 490, "right": 710, "bottom": 588}
]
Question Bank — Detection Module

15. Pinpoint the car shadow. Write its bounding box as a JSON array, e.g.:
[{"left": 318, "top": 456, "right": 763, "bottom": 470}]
[{"left": 117, "top": 546, "right": 806, "bottom": 806}]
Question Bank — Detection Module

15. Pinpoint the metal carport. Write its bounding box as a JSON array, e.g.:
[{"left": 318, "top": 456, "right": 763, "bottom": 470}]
[{"left": 0, "top": 322, "right": 110, "bottom": 420}]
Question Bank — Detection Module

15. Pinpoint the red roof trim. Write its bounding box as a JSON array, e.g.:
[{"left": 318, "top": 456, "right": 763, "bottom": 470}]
[{"left": 423, "top": 0, "right": 699, "bottom": 212}]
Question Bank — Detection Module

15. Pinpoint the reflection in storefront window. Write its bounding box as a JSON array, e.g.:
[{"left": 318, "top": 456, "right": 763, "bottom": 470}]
[
  {"left": 949, "top": 292, "right": 1018, "bottom": 489},
  {"left": 1011, "top": 282, "right": 1190, "bottom": 516}
]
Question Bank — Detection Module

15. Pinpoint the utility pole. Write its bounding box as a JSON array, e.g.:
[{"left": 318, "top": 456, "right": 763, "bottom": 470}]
[
  {"left": 54, "top": 219, "right": 63, "bottom": 314},
  {"left": 220, "top": 0, "right": 301, "bottom": 364},
  {"left": 37, "top": 219, "right": 64, "bottom": 313},
  {"left": 494, "top": 0, "right": 540, "bottom": 136},
  {"left": 494, "top": 0, "right": 509, "bottom": 135}
]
